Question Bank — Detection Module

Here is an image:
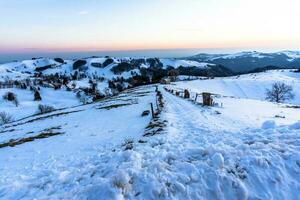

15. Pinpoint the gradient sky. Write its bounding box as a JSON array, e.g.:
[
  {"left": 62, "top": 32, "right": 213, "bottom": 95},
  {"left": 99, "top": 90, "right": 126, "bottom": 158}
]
[{"left": 1, "top": 0, "right": 300, "bottom": 54}]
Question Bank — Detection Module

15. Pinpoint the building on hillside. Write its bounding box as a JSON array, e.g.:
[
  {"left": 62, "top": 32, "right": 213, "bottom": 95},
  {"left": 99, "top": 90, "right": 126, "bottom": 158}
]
[{"left": 160, "top": 77, "right": 171, "bottom": 84}]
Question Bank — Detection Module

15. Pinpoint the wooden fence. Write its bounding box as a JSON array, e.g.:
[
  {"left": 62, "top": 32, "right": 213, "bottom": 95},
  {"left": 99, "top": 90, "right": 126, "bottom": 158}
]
[{"left": 164, "top": 87, "right": 222, "bottom": 107}]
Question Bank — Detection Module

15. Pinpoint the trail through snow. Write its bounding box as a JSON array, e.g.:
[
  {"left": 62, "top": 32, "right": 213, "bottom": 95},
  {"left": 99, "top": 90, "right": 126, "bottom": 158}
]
[{"left": 159, "top": 88, "right": 300, "bottom": 200}]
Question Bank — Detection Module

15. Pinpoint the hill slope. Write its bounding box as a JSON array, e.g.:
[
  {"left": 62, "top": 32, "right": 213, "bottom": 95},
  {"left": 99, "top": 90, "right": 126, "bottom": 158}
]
[{"left": 173, "top": 69, "right": 300, "bottom": 105}]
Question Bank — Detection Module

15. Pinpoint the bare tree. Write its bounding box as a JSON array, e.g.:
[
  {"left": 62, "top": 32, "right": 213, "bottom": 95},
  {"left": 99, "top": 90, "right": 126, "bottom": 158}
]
[
  {"left": 168, "top": 69, "right": 179, "bottom": 82},
  {"left": 0, "top": 111, "right": 13, "bottom": 125},
  {"left": 266, "top": 82, "right": 295, "bottom": 103}
]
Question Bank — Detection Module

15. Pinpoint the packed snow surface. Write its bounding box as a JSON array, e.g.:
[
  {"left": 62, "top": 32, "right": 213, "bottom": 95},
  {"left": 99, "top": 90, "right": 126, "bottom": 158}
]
[{"left": 0, "top": 70, "right": 300, "bottom": 199}]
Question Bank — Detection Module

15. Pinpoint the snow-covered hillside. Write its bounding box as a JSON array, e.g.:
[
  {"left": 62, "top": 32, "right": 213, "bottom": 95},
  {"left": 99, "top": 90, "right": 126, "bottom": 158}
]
[
  {"left": 188, "top": 51, "right": 300, "bottom": 72},
  {"left": 0, "top": 57, "right": 210, "bottom": 81},
  {"left": 0, "top": 57, "right": 215, "bottom": 120},
  {"left": 1, "top": 83, "right": 300, "bottom": 199},
  {"left": 174, "top": 70, "right": 300, "bottom": 105},
  {"left": 190, "top": 50, "right": 300, "bottom": 61},
  {"left": 1, "top": 64, "right": 300, "bottom": 199}
]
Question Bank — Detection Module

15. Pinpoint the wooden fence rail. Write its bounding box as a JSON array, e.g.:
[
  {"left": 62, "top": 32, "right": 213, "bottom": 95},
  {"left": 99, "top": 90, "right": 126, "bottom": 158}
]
[{"left": 164, "top": 87, "right": 222, "bottom": 107}]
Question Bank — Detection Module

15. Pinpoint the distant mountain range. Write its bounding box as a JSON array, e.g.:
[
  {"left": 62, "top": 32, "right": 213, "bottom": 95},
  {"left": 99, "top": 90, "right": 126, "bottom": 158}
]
[
  {"left": 186, "top": 51, "right": 300, "bottom": 72},
  {"left": 0, "top": 56, "right": 232, "bottom": 84},
  {"left": 1, "top": 51, "right": 300, "bottom": 83}
]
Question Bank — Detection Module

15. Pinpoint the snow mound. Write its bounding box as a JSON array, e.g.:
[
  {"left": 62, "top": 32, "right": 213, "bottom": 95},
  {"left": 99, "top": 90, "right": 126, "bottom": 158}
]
[
  {"left": 261, "top": 120, "right": 276, "bottom": 129},
  {"left": 211, "top": 153, "right": 224, "bottom": 168},
  {"left": 289, "top": 121, "right": 300, "bottom": 130}
]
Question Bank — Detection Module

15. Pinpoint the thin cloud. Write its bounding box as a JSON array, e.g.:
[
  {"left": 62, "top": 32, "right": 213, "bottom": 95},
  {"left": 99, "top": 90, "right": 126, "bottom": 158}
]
[{"left": 78, "top": 10, "right": 89, "bottom": 15}]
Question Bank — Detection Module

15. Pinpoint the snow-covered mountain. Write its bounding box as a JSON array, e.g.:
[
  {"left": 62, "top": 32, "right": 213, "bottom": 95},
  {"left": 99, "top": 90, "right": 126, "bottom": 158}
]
[
  {"left": 188, "top": 51, "right": 300, "bottom": 72},
  {"left": 0, "top": 57, "right": 212, "bottom": 80}
]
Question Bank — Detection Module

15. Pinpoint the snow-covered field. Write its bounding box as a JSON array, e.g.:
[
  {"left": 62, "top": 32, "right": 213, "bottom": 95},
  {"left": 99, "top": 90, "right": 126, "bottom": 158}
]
[
  {"left": 0, "top": 87, "right": 79, "bottom": 120},
  {"left": 0, "top": 85, "right": 156, "bottom": 199},
  {"left": 0, "top": 70, "right": 300, "bottom": 199},
  {"left": 174, "top": 70, "right": 300, "bottom": 104}
]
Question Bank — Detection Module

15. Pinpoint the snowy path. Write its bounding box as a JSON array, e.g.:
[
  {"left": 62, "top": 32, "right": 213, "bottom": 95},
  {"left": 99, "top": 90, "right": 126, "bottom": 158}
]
[
  {"left": 163, "top": 88, "right": 240, "bottom": 132},
  {"left": 160, "top": 88, "right": 300, "bottom": 200}
]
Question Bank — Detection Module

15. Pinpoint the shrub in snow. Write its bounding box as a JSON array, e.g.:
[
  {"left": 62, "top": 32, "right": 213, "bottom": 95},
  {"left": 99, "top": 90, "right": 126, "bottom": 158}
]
[
  {"left": 261, "top": 120, "right": 276, "bottom": 129},
  {"left": 37, "top": 104, "right": 55, "bottom": 114},
  {"left": 3, "top": 91, "right": 16, "bottom": 101},
  {"left": 116, "top": 83, "right": 124, "bottom": 93},
  {"left": 141, "top": 110, "right": 150, "bottom": 117},
  {"left": 265, "top": 82, "right": 295, "bottom": 103},
  {"left": 2, "top": 92, "right": 19, "bottom": 107},
  {"left": 34, "top": 91, "right": 42, "bottom": 101},
  {"left": 0, "top": 111, "right": 13, "bottom": 125},
  {"left": 211, "top": 153, "right": 224, "bottom": 168},
  {"left": 122, "top": 138, "right": 134, "bottom": 151}
]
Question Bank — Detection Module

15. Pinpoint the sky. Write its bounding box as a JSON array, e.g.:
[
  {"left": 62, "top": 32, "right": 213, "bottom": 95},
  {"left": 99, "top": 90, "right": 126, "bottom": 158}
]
[{"left": 0, "top": 0, "right": 300, "bottom": 56}]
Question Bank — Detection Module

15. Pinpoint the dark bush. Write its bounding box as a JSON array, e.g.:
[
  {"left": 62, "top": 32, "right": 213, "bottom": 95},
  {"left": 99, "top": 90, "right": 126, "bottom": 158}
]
[
  {"left": 103, "top": 58, "right": 114, "bottom": 67},
  {"left": 35, "top": 65, "right": 52, "bottom": 72},
  {"left": 146, "top": 58, "right": 163, "bottom": 68},
  {"left": 3, "top": 92, "right": 16, "bottom": 101},
  {"left": 3, "top": 92, "right": 19, "bottom": 106},
  {"left": 131, "top": 59, "right": 145, "bottom": 68},
  {"left": 54, "top": 58, "right": 64, "bottom": 63},
  {"left": 73, "top": 60, "right": 87, "bottom": 70},
  {"left": 37, "top": 104, "right": 55, "bottom": 114},
  {"left": 34, "top": 91, "right": 42, "bottom": 101},
  {"left": 141, "top": 110, "right": 150, "bottom": 117},
  {"left": 111, "top": 62, "right": 134, "bottom": 74},
  {"left": 91, "top": 63, "right": 102, "bottom": 68}
]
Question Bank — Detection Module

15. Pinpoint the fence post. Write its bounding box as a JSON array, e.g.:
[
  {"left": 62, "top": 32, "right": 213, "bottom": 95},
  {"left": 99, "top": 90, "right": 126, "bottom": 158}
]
[
  {"left": 155, "top": 95, "right": 159, "bottom": 110},
  {"left": 150, "top": 103, "right": 154, "bottom": 118},
  {"left": 195, "top": 93, "right": 198, "bottom": 102}
]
